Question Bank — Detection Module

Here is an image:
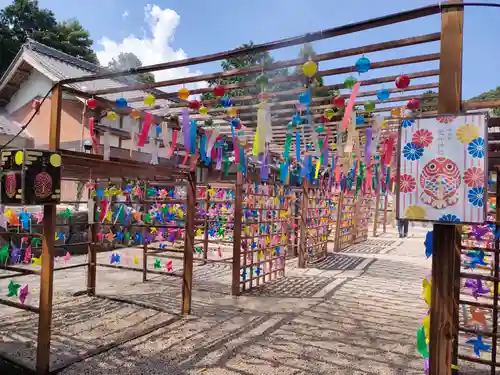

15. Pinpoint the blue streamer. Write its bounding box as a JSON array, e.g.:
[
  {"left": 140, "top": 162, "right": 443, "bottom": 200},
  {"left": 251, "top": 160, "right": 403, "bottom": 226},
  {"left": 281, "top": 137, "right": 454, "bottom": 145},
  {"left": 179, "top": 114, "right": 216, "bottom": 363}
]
[
  {"left": 280, "top": 161, "right": 288, "bottom": 184},
  {"left": 239, "top": 145, "right": 247, "bottom": 175},
  {"left": 200, "top": 134, "right": 210, "bottom": 165},
  {"left": 295, "top": 132, "right": 301, "bottom": 162}
]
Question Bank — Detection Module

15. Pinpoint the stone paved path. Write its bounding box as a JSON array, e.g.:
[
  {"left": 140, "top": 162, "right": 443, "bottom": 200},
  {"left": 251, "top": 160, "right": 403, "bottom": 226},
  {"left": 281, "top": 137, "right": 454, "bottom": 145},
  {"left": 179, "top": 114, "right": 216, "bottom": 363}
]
[{"left": 0, "top": 228, "right": 431, "bottom": 374}]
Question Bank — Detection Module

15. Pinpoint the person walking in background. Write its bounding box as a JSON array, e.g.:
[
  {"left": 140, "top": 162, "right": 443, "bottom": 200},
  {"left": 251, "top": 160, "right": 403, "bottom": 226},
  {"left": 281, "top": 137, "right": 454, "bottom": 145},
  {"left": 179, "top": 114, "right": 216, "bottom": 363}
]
[{"left": 398, "top": 219, "right": 409, "bottom": 238}]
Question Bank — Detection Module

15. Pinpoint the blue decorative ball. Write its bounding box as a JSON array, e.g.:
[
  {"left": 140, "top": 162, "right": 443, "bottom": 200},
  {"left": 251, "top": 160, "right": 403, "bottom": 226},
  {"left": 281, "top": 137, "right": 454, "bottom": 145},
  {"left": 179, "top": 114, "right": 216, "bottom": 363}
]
[
  {"left": 292, "top": 113, "right": 302, "bottom": 125},
  {"left": 115, "top": 97, "right": 128, "bottom": 108},
  {"left": 230, "top": 118, "right": 241, "bottom": 129},
  {"left": 356, "top": 116, "right": 364, "bottom": 125},
  {"left": 376, "top": 88, "right": 390, "bottom": 101},
  {"left": 299, "top": 91, "right": 310, "bottom": 105},
  {"left": 355, "top": 57, "right": 371, "bottom": 73},
  {"left": 220, "top": 96, "right": 232, "bottom": 108}
]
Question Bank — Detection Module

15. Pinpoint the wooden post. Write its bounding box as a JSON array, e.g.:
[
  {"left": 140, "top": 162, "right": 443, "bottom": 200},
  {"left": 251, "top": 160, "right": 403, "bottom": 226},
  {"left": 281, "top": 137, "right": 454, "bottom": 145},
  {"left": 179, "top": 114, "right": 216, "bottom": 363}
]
[
  {"left": 203, "top": 186, "right": 210, "bottom": 264},
  {"left": 373, "top": 191, "right": 380, "bottom": 237},
  {"left": 429, "top": 1, "right": 463, "bottom": 375},
  {"left": 293, "top": 198, "right": 299, "bottom": 257},
  {"left": 182, "top": 171, "right": 196, "bottom": 314},
  {"left": 231, "top": 172, "right": 243, "bottom": 296},
  {"left": 334, "top": 190, "right": 345, "bottom": 252},
  {"left": 382, "top": 194, "right": 389, "bottom": 233},
  {"left": 298, "top": 181, "right": 309, "bottom": 268},
  {"left": 142, "top": 181, "right": 148, "bottom": 283},
  {"left": 36, "top": 84, "right": 61, "bottom": 374}
]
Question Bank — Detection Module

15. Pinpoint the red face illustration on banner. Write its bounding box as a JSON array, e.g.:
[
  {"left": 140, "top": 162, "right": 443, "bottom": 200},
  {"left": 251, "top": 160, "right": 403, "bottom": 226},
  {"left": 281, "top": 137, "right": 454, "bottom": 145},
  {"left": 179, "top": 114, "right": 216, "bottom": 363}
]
[{"left": 420, "top": 157, "right": 461, "bottom": 209}]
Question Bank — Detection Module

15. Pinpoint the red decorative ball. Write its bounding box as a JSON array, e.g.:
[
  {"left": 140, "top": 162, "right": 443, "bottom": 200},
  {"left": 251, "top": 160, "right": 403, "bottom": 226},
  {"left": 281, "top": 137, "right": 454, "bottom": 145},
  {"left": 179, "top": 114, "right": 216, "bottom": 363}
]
[
  {"left": 407, "top": 98, "right": 420, "bottom": 110},
  {"left": 213, "top": 86, "right": 225, "bottom": 97},
  {"left": 86, "top": 98, "right": 97, "bottom": 109},
  {"left": 395, "top": 74, "right": 410, "bottom": 89},
  {"left": 188, "top": 100, "right": 201, "bottom": 110},
  {"left": 332, "top": 96, "right": 345, "bottom": 108}
]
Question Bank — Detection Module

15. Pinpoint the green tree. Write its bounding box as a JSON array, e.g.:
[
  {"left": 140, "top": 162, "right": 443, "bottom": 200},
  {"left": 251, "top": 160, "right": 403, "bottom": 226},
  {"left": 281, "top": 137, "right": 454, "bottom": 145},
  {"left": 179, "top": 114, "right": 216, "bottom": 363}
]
[
  {"left": 0, "top": 0, "right": 97, "bottom": 75},
  {"left": 107, "top": 52, "right": 155, "bottom": 84},
  {"left": 470, "top": 86, "right": 500, "bottom": 116},
  {"left": 420, "top": 90, "right": 438, "bottom": 113},
  {"left": 200, "top": 41, "right": 294, "bottom": 105}
]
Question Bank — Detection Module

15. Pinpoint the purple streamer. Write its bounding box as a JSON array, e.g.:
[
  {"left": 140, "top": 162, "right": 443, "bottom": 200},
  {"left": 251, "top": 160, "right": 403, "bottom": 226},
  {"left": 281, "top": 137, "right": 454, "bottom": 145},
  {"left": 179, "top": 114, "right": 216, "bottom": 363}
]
[
  {"left": 216, "top": 147, "right": 222, "bottom": 170},
  {"left": 181, "top": 107, "right": 190, "bottom": 151},
  {"left": 261, "top": 153, "right": 269, "bottom": 181},
  {"left": 364, "top": 127, "right": 373, "bottom": 165}
]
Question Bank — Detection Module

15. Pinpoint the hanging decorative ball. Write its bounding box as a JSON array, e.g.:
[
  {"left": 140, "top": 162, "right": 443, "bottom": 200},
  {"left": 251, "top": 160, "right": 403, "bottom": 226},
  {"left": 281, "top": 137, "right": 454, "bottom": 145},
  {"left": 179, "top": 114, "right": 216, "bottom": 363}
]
[
  {"left": 213, "top": 86, "right": 225, "bottom": 97},
  {"left": 355, "top": 57, "right": 371, "bottom": 74},
  {"left": 364, "top": 101, "right": 376, "bottom": 112},
  {"left": 323, "top": 108, "right": 335, "bottom": 120},
  {"left": 144, "top": 94, "right": 156, "bottom": 106},
  {"left": 130, "top": 109, "right": 141, "bottom": 120},
  {"left": 299, "top": 91, "right": 310, "bottom": 105},
  {"left": 376, "top": 88, "right": 390, "bottom": 101},
  {"left": 199, "top": 106, "right": 209, "bottom": 115},
  {"left": 220, "top": 96, "right": 232, "bottom": 108},
  {"left": 344, "top": 76, "right": 357, "bottom": 90},
  {"left": 86, "top": 98, "right": 97, "bottom": 109},
  {"left": 178, "top": 88, "right": 190, "bottom": 100},
  {"left": 115, "top": 97, "right": 128, "bottom": 108},
  {"left": 395, "top": 74, "right": 410, "bottom": 89},
  {"left": 107, "top": 110, "right": 118, "bottom": 121},
  {"left": 356, "top": 116, "right": 364, "bottom": 125},
  {"left": 292, "top": 113, "right": 302, "bottom": 126},
  {"left": 407, "top": 98, "right": 421, "bottom": 110},
  {"left": 188, "top": 100, "right": 201, "bottom": 110},
  {"left": 155, "top": 123, "right": 162, "bottom": 135},
  {"left": 302, "top": 60, "right": 317, "bottom": 78},
  {"left": 333, "top": 96, "right": 345, "bottom": 108},
  {"left": 391, "top": 108, "right": 401, "bottom": 117},
  {"left": 255, "top": 73, "right": 269, "bottom": 87},
  {"left": 381, "top": 120, "right": 388, "bottom": 129},
  {"left": 227, "top": 107, "right": 237, "bottom": 117},
  {"left": 230, "top": 118, "right": 241, "bottom": 130}
]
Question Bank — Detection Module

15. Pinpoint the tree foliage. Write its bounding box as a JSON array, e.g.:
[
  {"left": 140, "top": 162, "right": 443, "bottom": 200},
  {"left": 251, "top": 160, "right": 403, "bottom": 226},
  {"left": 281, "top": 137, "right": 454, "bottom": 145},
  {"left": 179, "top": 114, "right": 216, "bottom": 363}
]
[
  {"left": 0, "top": 0, "right": 97, "bottom": 76},
  {"left": 470, "top": 86, "right": 500, "bottom": 116},
  {"left": 200, "top": 41, "right": 331, "bottom": 105},
  {"left": 107, "top": 52, "right": 155, "bottom": 84}
]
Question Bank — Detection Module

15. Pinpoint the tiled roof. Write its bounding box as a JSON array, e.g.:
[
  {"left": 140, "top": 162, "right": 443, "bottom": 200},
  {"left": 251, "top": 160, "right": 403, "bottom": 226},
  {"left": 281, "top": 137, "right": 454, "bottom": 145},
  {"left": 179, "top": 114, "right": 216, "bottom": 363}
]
[
  {"left": 3, "top": 39, "right": 175, "bottom": 109},
  {"left": 0, "top": 110, "right": 33, "bottom": 138}
]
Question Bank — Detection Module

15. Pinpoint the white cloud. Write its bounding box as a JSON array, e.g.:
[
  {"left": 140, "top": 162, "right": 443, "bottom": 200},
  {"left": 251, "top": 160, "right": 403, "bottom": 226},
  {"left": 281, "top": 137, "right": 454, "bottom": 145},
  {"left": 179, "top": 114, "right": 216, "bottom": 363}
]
[
  {"left": 97, "top": 5, "right": 207, "bottom": 97},
  {"left": 122, "top": 10, "right": 129, "bottom": 19}
]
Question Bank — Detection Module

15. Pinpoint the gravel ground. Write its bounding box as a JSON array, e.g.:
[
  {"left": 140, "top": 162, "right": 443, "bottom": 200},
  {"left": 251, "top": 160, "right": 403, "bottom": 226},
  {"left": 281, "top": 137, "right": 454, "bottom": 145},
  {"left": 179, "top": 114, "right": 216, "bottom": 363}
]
[{"left": 0, "top": 227, "right": 479, "bottom": 374}]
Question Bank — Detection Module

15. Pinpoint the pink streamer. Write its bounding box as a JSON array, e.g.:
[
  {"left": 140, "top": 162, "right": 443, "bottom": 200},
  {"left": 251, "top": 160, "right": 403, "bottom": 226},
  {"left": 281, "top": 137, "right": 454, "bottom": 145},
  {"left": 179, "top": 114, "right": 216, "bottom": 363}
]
[
  {"left": 340, "top": 82, "right": 361, "bottom": 131},
  {"left": 168, "top": 130, "right": 178, "bottom": 158},
  {"left": 136, "top": 112, "right": 152, "bottom": 147}
]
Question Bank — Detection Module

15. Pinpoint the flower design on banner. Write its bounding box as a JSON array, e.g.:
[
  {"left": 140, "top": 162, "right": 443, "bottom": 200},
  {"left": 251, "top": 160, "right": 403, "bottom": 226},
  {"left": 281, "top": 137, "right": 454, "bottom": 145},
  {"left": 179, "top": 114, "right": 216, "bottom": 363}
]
[
  {"left": 411, "top": 129, "right": 433, "bottom": 148},
  {"left": 400, "top": 174, "right": 416, "bottom": 193},
  {"left": 403, "top": 142, "right": 424, "bottom": 161},
  {"left": 405, "top": 205, "right": 426, "bottom": 219},
  {"left": 402, "top": 119, "right": 415, "bottom": 128},
  {"left": 439, "top": 214, "right": 461, "bottom": 222},
  {"left": 464, "top": 167, "right": 485, "bottom": 188},
  {"left": 457, "top": 124, "right": 479, "bottom": 144},
  {"left": 468, "top": 187, "right": 485, "bottom": 207},
  {"left": 437, "top": 116, "right": 456, "bottom": 124},
  {"left": 468, "top": 137, "right": 485, "bottom": 158}
]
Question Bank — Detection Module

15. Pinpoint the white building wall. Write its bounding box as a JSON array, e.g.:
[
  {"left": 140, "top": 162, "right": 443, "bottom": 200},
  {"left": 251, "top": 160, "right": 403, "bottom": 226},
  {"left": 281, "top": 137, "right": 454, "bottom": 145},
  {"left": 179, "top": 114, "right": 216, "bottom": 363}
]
[{"left": 5, "top": 70, "right": 53, "bottom": 114}]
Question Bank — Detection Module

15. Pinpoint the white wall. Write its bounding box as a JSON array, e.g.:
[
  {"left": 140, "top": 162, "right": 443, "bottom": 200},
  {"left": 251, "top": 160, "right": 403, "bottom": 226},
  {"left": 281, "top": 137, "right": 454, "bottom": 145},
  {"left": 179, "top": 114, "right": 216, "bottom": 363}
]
[{"left": 6, "top": 70, "right": 53, "bottom": 114}]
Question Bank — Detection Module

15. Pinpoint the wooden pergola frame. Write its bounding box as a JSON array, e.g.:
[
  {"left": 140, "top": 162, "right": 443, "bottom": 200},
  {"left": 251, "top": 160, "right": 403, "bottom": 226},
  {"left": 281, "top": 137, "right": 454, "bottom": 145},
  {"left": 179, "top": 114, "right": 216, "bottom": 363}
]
[{"left": 2, "top": 2, "right": 500, "bottom": 374}]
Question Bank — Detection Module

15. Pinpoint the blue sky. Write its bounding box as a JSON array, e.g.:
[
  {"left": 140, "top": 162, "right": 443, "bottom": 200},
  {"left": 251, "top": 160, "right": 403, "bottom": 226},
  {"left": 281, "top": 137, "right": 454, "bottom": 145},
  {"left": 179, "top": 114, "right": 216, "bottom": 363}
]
[{"left": 1, "top": 0, "right": 498, "bottom": 99}]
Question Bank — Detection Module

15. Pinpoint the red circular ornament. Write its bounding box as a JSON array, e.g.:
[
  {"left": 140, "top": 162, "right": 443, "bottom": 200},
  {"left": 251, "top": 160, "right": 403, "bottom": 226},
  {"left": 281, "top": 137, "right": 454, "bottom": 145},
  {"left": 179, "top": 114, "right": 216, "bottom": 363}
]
[
  {"left": 86, "top": 98, "right": 97, "bottom": 109},
  {"left": 34, "top": 172, "right": 53, "bottom": 198},
  {"left": 407, "top": 98, "right": 420, "bottom": 110},
  {"left": 213, "top": 86, "right": 225, "bottom": 97},
  {"left": 332, "top": 96, "right": 345, "bottom": 108},
  {"left": 4, "top": 173, "right": 16, "bottom": 198},
  {"left": 395, "top": 74, "right": 410, "bottom": 89},
  {"left": 188, "top": 100, "right": 201, "bottom": 110}
]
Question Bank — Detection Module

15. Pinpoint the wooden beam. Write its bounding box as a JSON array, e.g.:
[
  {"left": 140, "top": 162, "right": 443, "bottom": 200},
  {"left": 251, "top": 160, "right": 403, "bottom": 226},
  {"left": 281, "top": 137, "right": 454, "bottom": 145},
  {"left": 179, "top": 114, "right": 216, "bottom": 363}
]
[
  {"left": 429, "top": 1, "right": 463, "bottom": 375},
  {"left": 232, "top": 172, "right": 243, "bottom": 295},
  {"left": 36, "top": 84, "right": 62, "bottom": 374},
  {"left": 60, "top": 5, "right": 442, "bottom": 85},
  {"left": 154, "top": 54, "right": 439, "bottom": 100},
  {"left": 91, "top": 33, "right": 441, "bottom": 96}
]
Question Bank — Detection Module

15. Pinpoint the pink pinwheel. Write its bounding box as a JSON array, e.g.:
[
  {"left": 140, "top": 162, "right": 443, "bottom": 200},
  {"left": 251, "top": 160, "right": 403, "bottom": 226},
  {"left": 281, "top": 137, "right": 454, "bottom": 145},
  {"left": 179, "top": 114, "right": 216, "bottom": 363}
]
[{"left": 19, "top": 285, "right": 29, "bottom": 304}]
